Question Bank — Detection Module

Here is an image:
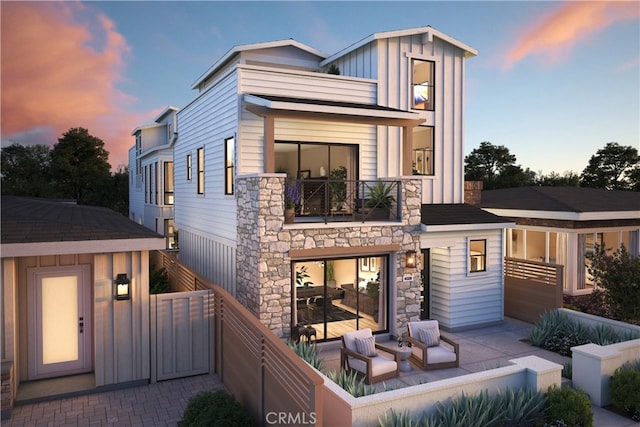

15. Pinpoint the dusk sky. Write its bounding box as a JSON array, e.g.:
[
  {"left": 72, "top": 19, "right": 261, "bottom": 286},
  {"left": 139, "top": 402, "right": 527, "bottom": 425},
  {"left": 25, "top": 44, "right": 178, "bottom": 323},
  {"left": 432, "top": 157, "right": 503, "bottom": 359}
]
[{"left": 1, "top": 1, "right": 638, "bottom": 174}]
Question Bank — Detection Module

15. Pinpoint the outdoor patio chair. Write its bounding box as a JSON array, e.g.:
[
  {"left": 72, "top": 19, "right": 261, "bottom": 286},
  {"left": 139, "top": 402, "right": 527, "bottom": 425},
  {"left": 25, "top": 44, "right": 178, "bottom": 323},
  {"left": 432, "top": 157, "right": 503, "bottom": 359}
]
[
  {"left": 406, "top": 320, "right": 459, "bottom": 370},
  {"left": 340, "top": 328, "right": 400, "bottom": 384}
]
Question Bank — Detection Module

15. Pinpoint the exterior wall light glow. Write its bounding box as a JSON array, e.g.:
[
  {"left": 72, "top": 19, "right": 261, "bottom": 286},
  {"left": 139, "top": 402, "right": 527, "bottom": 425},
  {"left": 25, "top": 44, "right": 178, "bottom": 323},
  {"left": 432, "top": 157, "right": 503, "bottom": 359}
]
[
  {"left": 406, "top": 250, "right": 417, "bottom": 268},
  {"left": 115, "top": 274, "right": 131, "bottom": 300}
]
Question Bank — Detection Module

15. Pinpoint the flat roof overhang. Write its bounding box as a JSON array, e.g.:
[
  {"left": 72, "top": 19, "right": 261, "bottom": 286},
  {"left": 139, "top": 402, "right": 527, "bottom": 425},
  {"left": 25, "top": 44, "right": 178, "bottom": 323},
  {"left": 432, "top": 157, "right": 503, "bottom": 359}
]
[{"left": 244, "top": 94, "right": 425, "bottom": 126}]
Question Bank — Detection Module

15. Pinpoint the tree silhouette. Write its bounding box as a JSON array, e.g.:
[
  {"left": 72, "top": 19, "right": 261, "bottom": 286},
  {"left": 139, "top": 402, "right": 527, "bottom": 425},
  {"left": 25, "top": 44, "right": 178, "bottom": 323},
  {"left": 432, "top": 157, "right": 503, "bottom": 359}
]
[{"left": 580, "top": 142, "right": 639, "bottom": 190}]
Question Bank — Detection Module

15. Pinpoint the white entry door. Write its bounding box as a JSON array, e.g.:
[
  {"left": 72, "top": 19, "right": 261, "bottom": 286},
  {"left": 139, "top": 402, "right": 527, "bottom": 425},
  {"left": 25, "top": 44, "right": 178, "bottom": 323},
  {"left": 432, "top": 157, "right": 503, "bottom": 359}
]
[{"left": 27, "top": 265, "right": 92, "bottom": 380}]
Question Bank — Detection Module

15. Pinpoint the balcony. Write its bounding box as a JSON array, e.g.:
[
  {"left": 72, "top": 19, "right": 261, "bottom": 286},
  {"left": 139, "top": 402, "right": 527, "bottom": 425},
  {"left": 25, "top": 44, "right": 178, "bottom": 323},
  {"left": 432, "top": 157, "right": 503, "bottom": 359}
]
[{"left": 287, "top": 179, "right": 402, "bottom": 224}]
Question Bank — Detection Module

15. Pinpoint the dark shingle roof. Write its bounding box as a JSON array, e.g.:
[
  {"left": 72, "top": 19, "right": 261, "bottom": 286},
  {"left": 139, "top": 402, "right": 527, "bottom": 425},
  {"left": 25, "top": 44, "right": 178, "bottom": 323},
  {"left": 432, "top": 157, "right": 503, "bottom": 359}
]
[
  {"left": 421, "top": 203, "right": 508, "bottom": 226},
  {"left": 1, "top": 196, "right": 162, "bottom": 244},
  {"left": 480, "top": 187, "right": 640, "bottom": 212}
]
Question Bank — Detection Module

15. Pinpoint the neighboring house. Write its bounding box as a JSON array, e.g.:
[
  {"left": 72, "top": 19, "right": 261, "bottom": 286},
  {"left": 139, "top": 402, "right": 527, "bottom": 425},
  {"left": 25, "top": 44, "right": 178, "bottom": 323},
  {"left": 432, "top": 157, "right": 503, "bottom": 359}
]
[
  {"left": 0, "top": 196, "right": 165, "bottom": 415},
  {"left": 129, "top": 106, "right": 178, "bottom": 249},
  {"left": 480, "top": 186, "right": 640, "bottom": 295},
  {"left": 143, "top": 26, "right": 511, "bottom": 341}
]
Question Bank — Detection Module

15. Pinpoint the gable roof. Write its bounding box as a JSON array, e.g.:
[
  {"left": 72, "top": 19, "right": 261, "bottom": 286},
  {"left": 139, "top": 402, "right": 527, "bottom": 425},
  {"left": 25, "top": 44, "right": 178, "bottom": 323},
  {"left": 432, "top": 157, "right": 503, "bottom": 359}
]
[
  {"left": 191, "top": 39, "right": 327, "bottom": 89},
  {"left": 421, "top": 203, "right": 513, "bottom": 232},
  {"left": 322, "top": 25, "right": 477, "bottom": 66},
  {"left": 1, "top": 196, "right": 164, "bottom": 257}
]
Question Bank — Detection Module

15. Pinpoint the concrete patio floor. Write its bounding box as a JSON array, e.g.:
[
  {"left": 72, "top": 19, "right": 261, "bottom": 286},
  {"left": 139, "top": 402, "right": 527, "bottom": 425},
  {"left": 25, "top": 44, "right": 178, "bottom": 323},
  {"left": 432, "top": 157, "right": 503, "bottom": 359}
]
[
  {"left": 317, "top": 316, "right": 572, "bottom": 392},
  {"left": 316, "top": 316, "right": 639, "bottom": 426}
]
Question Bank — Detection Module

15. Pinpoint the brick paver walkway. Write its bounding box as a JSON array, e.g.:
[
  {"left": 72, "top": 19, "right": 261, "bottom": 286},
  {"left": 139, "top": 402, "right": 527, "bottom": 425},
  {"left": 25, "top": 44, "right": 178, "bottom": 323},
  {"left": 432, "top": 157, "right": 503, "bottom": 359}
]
[{"left": 5, "top": 373, "right": 223, "bottom": 426}]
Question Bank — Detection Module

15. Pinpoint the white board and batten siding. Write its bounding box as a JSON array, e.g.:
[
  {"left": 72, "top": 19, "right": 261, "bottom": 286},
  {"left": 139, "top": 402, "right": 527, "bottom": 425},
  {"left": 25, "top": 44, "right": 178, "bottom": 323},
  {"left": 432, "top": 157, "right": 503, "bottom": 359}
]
[
  {"left": 175, "top": 70, "right": 239, "bottom": 292},
  {"left": 332, "top": 34, "right": 468, "bottom": 203},
  {"left": 93, "top": 251, "right": 150, "bottom": 387},
  {"left": 423, "top": 229, "right": 504, "bottom": 330}
]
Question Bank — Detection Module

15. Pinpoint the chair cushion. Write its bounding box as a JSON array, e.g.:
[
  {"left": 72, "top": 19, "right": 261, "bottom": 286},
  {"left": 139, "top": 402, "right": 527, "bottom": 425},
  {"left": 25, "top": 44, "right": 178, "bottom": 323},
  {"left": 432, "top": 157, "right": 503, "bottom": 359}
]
[
  {"left": 348, "top": 355, "right": 397, "bottom": 377},
  {"left": 343, "top": 328, "right": 373, "bottom": 353},
  {"left": 355, "top": 336, "right": 377, "bottom": 357},
  {"left": 418, "top": 326, "right": 440, "bottom": 347},
  {"left": 411, "top": 345, "right": 457, "bottom": 364}
]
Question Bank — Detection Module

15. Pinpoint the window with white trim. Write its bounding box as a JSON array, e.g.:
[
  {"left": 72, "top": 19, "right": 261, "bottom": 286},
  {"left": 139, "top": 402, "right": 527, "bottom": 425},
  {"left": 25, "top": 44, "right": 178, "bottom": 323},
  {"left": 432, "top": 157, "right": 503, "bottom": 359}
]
[
  {"left": 412, "top": 59, "right": 435, "bottom": 111},
  {"left": 196, "top": 147, "right": 204, "bottom": 195},
  {"left": 224, "top": 137, "right": 234, "bottom": 195},
  {"left": 469, "top": 239, "right": 486, "bottom": 273}
]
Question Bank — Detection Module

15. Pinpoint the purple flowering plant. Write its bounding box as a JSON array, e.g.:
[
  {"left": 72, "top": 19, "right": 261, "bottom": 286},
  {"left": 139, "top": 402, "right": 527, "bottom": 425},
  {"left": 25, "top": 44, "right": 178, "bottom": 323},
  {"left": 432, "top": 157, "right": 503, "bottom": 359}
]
[{"left": 284, "top": 179, "right": 302, "bottom": 209}]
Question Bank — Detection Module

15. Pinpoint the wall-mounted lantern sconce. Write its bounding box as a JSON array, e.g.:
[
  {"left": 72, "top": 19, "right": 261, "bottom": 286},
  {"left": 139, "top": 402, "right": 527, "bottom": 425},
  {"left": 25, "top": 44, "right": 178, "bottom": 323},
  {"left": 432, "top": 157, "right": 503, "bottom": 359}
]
[
  {"left": 405, "top": 250, "right": 417, "bottom": 269},
  {"left": 115, "top": 274, "right": 131, "bottom": 300}
]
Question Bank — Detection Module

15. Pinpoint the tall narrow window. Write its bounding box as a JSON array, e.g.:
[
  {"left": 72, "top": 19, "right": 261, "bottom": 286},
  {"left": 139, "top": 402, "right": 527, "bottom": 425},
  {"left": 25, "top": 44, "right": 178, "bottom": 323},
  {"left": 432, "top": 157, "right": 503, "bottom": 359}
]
[
  {"left": 413, "top": 126, "right": 434, "bottom": 175},
  {"left": 225, "top": 137, "right": 235, "bottom": 195},
  {"left": 412, "top": 59, "right": 435, "bottom": 111},
  {"left": 164, "top": 161, "right": 174, "bottom": 205},
  {"left": 154, "top": 161, "right": 159, "bottom": 205},
  {"left": 144, "top": 165, "right": 149, "bottom": 203},
  {"left": 469, "top": 239, "right": 486, "bottom": 273},
  {"left": 197, "top": 147, "right": 204, "bottom": 195},
  {"left": 186, "top": 154, "right": 192, "bottom": 181}
]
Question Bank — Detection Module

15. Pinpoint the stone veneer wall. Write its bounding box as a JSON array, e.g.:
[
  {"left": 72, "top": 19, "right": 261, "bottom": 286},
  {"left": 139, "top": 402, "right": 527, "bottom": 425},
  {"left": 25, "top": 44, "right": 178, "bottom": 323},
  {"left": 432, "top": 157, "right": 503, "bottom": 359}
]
[{"left": 236, "top": 174, "right": 423, "bottom": 338}]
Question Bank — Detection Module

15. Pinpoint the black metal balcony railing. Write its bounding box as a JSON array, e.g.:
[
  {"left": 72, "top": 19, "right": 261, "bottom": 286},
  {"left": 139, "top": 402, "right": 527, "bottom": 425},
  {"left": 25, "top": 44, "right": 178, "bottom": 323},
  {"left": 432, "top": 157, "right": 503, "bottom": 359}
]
[{"left": 288, "top": 179, "right": 401, "bottom": 224}]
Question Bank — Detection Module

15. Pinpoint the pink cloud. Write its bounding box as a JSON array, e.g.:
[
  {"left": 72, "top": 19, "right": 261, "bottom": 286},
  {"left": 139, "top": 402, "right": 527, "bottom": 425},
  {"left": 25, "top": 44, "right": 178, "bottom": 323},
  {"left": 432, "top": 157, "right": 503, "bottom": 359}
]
[
  {"left": 0, "top": 2, "right": 153, "bottom": 169},
  {"left": 503, "top": 2, "right": 640, "bottom": 70}
]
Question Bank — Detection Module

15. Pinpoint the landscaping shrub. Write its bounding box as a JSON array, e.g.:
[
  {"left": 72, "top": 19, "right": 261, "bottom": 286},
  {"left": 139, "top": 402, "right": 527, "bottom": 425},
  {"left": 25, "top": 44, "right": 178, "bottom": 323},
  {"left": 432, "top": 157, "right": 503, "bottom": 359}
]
[
  {"left": 325, "top": 369, "right": 374, "bottom": 397},
  {"left": 529, "top": 309, "right": 639, "bottom": 357},
  {"left": 287, "top": 340, "right": 324, "bottom": 371},
  {"left": 543, "top": 330, "right": 590, "bottom": 357},
  {"left": 150, "top": 264, "right": 171, "bottom": 294},
  {"left": 609, "top": 360, "right": 640, "bottom": 421},
  {"left": 179, "top": 390, "right": 253, "bottom": 426},
  {"left": 380, "top": 388, "right": 545, "bottom": 427},
  {"left": 587, "top": 244, "right": 640, "bottom": 325},
  {"left": 544, "top": 385, "right": 593, "bottom": 427}
]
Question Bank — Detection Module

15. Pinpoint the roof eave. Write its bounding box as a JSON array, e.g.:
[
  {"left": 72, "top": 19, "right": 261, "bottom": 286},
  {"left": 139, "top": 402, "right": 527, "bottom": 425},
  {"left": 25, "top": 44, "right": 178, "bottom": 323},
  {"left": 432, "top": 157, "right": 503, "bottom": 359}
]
[
  {"left": 321, "top": 26, "right": 477, "bottom": 66},
  {"left": 1, "top": 238, "right": 166, "bottom": 258},
  {"left": 191, "top": 39, "right": 328, "bottom": 90}
]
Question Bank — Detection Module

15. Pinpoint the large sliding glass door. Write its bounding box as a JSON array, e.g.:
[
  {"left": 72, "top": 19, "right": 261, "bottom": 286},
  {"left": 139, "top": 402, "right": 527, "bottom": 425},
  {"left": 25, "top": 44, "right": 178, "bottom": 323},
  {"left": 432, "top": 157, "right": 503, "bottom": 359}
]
[{"left": 292, "top": 256, "right": 387, "bottom": 341}]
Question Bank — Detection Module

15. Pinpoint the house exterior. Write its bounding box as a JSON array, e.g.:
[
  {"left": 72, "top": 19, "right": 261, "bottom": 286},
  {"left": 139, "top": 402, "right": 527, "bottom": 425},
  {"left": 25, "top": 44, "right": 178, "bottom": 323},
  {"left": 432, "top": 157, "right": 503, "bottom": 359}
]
[
  {"left": 158, "top": 26, "right": 511, "bottom": 341},
  {"left": 129, "top": 106, "right": 178, "bottom": 249},
  {"left": 480, "top": 186, "right": 640, "bottom": 295},
  {"left": 0, "top": 196, "right": 164, "bottom": 417}
]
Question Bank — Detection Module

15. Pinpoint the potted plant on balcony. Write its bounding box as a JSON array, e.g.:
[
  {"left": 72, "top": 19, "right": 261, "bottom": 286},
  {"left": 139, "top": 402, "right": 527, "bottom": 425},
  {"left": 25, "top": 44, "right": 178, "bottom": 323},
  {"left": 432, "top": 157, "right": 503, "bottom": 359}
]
[
  {"left": 365, "top": 181, "right": 395, "bottom": 220},
  {"left": 284, "top": 179, "right": 301, "bottom": 223},
  {"left": 329, "top": 166, "right": 347, "bottom": 211}
]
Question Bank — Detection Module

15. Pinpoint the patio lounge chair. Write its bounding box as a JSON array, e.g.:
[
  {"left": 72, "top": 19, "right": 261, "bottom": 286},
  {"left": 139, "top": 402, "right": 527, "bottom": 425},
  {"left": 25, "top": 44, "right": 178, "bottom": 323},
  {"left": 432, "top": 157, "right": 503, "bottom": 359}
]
[
  {"left": 340, "top": 328, "right": 400, "bottom": 384},
  {"left": 406, "top": 320, "right": 459, "bottom": 370}
]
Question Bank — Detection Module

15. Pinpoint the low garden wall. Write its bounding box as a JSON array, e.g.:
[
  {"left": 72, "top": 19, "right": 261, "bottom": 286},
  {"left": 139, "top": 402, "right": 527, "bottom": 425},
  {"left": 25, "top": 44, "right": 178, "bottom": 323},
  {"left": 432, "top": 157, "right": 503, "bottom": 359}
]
[
  {"left": 559, "top": 308, "right": 640, "bottom": 337},
  {"left": 564, "top": 308, "right": 640, "bottom": 407},
  {"left": 320, "top": 356, "right": 561, "bottom": 427}
]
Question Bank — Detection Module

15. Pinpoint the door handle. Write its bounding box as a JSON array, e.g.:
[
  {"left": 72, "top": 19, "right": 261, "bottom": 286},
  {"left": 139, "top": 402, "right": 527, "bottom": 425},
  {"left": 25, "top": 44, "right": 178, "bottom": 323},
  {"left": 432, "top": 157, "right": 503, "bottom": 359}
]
[{"left": 79, "top": 316, "right": 84, "bottom": 333}]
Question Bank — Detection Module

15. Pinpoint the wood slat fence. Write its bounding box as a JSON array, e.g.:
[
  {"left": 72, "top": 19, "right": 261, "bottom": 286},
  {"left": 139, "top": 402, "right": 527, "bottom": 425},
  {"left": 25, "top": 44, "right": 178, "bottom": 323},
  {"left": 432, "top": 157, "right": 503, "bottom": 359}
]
[{"left": 504, "top": 257, "right": 564, "bottom": 324}]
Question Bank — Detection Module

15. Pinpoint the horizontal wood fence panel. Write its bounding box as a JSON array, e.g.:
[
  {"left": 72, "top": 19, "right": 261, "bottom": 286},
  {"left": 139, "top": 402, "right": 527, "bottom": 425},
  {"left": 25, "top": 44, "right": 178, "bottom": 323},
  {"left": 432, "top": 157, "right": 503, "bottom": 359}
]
[{"left": 504, "top": 258, "right": 563, "bottom": 324}]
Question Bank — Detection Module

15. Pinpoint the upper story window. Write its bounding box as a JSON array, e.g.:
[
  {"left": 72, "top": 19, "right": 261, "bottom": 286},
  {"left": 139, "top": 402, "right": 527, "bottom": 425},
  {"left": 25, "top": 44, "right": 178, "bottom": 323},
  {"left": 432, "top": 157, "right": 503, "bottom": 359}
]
[
  {"left": 186, "top": 154, "right": 192, "bottom": 181},
  {"left": 469, "top": 239, "right": 487, "bottom": 273},
  {"left": 413, "top": 126, "right": 434, "bottom": 175},
  {"left": 412, "top": 59, "right": 435, "bottom": 111},
  {"left": 225, "top": 137, "right": 235, "bottom": 195},
  {"left": 197, "top": 147, "right": 204, "bottom": 195},
  {"left": 164, "top": 161, "right": 174, "bottom": 205},
  {"left": 154, "top": 161, "right": 159, "bottom": 205}
]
